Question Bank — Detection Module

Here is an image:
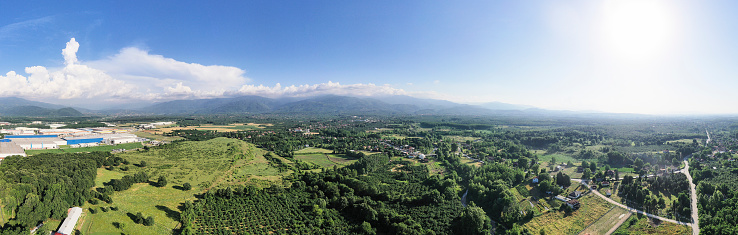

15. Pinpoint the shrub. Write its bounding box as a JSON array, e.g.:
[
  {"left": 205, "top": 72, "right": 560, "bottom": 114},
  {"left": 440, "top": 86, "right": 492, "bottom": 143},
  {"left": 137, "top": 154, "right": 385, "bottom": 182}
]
[
  {"left": 144, "top": 216, "right": 154, "bottom": 226},
  {"left": 157, "top": 176, "right": 167, "bottom": 187}
]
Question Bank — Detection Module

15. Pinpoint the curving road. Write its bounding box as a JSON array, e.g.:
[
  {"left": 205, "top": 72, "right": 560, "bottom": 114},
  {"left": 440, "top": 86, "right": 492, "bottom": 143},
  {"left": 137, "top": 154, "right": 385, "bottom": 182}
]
[
  {"left": 572, "top": 179, "right": 693, "bottom": 227},
  {"left": 682, "top": 158, "right": 699, "bottom": 235}
]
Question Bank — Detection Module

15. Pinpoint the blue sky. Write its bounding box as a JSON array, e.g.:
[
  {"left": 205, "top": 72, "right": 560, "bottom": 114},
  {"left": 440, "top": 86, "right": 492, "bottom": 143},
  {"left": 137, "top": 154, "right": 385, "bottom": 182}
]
[{"left": 1, "top": 1, "right": 738, "bottom": 114}]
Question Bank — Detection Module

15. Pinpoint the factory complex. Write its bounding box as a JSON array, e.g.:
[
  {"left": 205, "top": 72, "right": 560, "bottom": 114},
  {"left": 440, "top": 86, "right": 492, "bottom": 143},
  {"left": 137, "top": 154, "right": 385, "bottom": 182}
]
[{"left": 0, "top": 126, "right": 148, "bottom": 161}]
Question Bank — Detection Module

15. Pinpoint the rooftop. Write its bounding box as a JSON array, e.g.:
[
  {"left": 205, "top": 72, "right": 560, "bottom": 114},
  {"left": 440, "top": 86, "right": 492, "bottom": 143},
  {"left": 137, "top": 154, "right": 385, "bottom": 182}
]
[
  {"left": 0, "top": 142, "right": 25, "bottom": 155},
  {"left": 10, "top": 138, "right": 65, "bottom": 145},
  {"left": 64, "top": 133, "right": 137, "bottom": 140}
]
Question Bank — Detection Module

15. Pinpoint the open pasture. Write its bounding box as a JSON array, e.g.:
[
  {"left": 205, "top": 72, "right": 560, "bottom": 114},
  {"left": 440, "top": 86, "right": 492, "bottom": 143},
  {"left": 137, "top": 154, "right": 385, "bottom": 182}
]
[{"left": 78, "top": 138, "right": 290, "bottom": 234}]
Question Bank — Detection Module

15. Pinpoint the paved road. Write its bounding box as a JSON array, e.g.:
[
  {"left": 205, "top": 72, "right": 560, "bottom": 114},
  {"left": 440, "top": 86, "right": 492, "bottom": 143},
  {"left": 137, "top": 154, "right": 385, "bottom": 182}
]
[
  {"left": 572, "top": 179, "right": 693, "bottom": 227},
  {"left": 682, "top": 159, "right": 700, "bottom": 235}
]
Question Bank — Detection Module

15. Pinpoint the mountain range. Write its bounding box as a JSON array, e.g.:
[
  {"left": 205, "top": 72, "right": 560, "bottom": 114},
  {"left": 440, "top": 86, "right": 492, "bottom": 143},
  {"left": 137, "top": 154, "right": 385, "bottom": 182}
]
[
  {"left": 0, "top": 95, "right": 619, "bottom": 117},
  {"left": 0, "top": 97, "right": 83, "bottom": 117}
]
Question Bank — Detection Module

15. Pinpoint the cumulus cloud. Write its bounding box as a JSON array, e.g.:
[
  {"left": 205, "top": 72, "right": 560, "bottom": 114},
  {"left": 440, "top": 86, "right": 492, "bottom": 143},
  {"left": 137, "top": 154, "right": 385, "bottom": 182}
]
[
  {"left": 0, "top": 39, "right": 135, "bottom": 101},
  {"left": 86, "top": 47, "right": 249, "bottom": 93},
  {"left": 62, "top": 38, "right": 79, "bottom": 65},
  {"left": 0, "top": 38, "right": 426, "bottom": 107}
]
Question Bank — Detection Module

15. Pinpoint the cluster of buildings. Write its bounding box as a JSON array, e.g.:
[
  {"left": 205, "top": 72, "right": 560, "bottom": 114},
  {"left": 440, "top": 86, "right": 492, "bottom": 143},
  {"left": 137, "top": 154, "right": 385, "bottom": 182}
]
[
  {"left": 0, "top": 126, "right": 147, "bottom": 162},
  {"left": 139, "top": 121, "right": 174, "bottom": 129},
  {"left": 0, "top": 133, "right": 144, "bottom": 150},
  {"left": 554, "top": 191, "right": 582, "bottom": 210}
]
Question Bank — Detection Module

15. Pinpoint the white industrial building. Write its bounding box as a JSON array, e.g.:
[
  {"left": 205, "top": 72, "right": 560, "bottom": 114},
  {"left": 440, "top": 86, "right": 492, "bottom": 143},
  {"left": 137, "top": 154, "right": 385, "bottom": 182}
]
[
  {"left": 10, "top": 138, "right": 67, "bottom": 150},
  {"left": 139, "top": 121, "right": 174, "bottom": 129},
  {"left": 14, "top": 127, "right": 38, "bottom": 135},
  {"left": 0, "top": 142, "right": 26, "bottom": 160},
  {"left": 48, "top": 124, "right": 67, "bottom": 129},
  {"left": 39, "top": 129, "right": 90, "bottom": 136},
  {"left": 57, "top": 207, "right": 82, "bottom": 235}
]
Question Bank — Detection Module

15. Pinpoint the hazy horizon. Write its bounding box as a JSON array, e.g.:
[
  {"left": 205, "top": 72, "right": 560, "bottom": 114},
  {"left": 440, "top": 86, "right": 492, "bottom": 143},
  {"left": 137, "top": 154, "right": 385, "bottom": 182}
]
[{"left": 2, "top": 1, "right": 738, "bottom": 115}]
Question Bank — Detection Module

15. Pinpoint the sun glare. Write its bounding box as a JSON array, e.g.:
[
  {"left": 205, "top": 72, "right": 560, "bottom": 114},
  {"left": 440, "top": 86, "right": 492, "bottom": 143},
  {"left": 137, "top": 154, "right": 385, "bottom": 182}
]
[{"left": 600, "top": 0, "right": 676, "bottom": 62}]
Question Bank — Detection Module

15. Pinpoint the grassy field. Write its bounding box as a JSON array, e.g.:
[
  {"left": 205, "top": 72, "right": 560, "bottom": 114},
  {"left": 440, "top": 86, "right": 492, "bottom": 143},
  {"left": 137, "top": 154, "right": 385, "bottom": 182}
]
[
  {"left": 78, "top": 138, "right": 289, "bottom": 234},
  {"left": 522, "top": 193, "right": 612, "bottom": 235},
  {"left": 294, "top": 147, "right": 333, "bottom": 154},
  {"left": 613, "top": 214, "right": 691, "bottom": 235},
  {"left": 25, "top": 142, "right": 144, "bottom": 155},
  {"left": 155, "top": 123, "right": 270, "bottom": 133},
  {"left": 538, "top": 153, "right": 579, "bottom": 165},
  {"left": 295, "top": 153, "right": 359, "bottom": 168},
  {"left": 580, "top": 206, "right": 630, "bottom": 235},
  {"left": 133, "top": 131, "right": 184, "bottom": 142},
  {"left": 460, "top": 157, "right": 483, "bottom": 167},
  {"left": 80, "top": 183, "right": 194, "bottom": 234}
]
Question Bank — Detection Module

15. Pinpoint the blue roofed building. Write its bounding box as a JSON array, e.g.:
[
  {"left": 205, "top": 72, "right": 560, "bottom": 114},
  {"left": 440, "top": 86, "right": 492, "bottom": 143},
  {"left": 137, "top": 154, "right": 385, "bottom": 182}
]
[{"left": 64, "top": 137, "right": 104, "bottom": 145}]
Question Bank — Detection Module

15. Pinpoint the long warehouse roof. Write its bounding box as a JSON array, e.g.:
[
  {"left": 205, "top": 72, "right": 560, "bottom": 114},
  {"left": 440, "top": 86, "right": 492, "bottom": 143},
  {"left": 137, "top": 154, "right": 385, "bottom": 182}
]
[
  {"left": 4, "top": 135, "right": 58, "bottom": 138},
  {"left": 0, "top": 142, "right": 25, "bottom": 154},
  {"left": 11, "top": 138, "right": 66, "bottom": 145},
  {"left": 64, "top": 134, "right": 137, "bottom": 140}
]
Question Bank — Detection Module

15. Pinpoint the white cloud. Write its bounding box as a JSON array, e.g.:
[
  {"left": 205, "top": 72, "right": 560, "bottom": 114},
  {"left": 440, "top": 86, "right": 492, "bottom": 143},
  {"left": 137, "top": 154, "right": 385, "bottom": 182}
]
[
  {"left": 0, "top": 38, "right": 432, "bottom": 107},
  {"left": 62, "top": 38, "right": 79, "bottom": 65},
  {"left": 236, "top": 81, "right": 409, "bottom": 98},
  {"left": 86, "top": 47, "right": 249, "bottom": 94},
  {"left": 0, "top": 39, "right": 135, "bottom": 101}
]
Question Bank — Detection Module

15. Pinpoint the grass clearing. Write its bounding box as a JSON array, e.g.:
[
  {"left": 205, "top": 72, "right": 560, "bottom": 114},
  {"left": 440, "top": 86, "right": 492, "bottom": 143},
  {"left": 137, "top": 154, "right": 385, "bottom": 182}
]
[
  {"left": 613, "top": 214, "right": 691, "bottom": 235},
  {"left": 538, "top": 154, "right": 578, "bottom": 165},
  {"left": 580, "top": 206, "right": 630, "bottom": 235},
  {"left": 294, "top": 147, "right": 333, "bottom": 154},
  {"left": 522, "top": 193, "right": 612, "bottom": 235},
  {"left": 80, "top": 182, "right": 196, "bottom": 234},
  {"left": 460, "top": 157, "right": 483, "bottom": 167},
  {"left": 79, "top": 138, "right": 289, "bottom": 234},
  {"left": 295, "top": 154, "right": 337, "bottom": 168}
]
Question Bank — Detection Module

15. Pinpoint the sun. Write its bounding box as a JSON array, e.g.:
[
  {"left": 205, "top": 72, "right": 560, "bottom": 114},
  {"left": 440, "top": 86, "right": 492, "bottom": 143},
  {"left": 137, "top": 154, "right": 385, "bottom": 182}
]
[{"left": 599, "top": 0, "right": 677, "bottom": 62}]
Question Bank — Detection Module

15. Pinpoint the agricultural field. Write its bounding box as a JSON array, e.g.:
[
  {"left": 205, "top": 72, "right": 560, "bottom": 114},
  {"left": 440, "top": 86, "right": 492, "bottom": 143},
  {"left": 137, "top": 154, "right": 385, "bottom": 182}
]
[
  {"left": 612, "top": 214, "right": 691, "bottom": 235},
  {"left": 25, "top": 142, "right": 144, "bottom": 155},
  {"left": 294, "top": 153, "right": 359, "bottom": 168},
  {"left": 155, "top": 123, "right": 270, "bottom": 133},
  {"left": 134, "top": 131, "right": 184, "bottom": 142},
  {"left": 460, "top": 157, "right": 483, "bottom": 167},
  {"left": 579, "top": 206, "right": 630, "bottom": 235},
  {"left": 77, "top": 138, "right": 290, "bottom": 234},
  {"left": 294, "top": 147, "right": 333, "bottom": 154},
  {"left": 522, "top": 193, "right": 612, "bottom": 235}
]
